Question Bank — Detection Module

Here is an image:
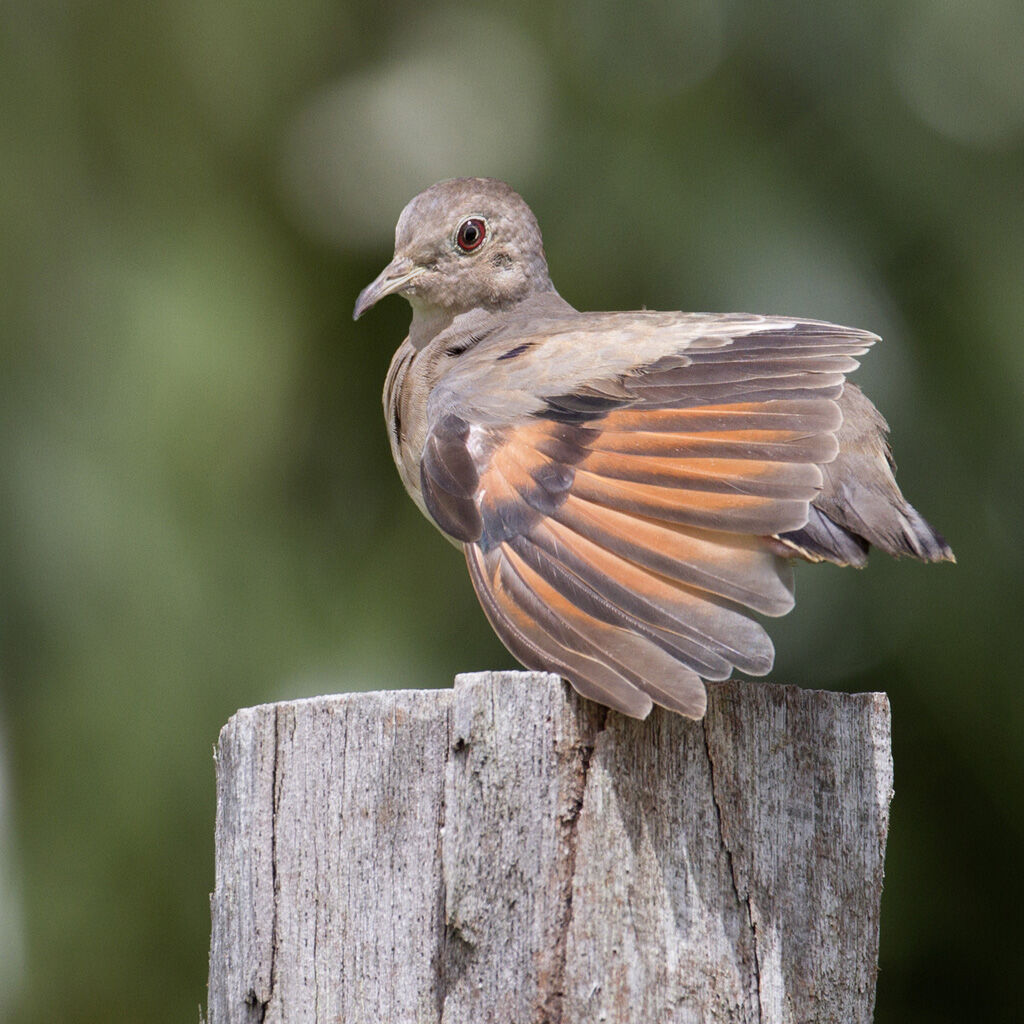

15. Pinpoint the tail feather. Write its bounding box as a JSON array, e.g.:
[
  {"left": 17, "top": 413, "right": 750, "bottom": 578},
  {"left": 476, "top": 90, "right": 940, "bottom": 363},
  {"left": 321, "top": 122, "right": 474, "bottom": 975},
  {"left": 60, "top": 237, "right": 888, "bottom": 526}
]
[
  {"left": 828, "top": 484, "right": 954, "bottom": 563},
  {"left": 778, "top": 498, "right": 953, "bottom": 567},
  {"left": 777, "top": 382, "right": 955, "bottom": 567},
  {"left": 777, "top": 507, "right": 870, "bottom": 567},
  {"left": 893, "top": 503, "right": 955, "bottom": 562}
]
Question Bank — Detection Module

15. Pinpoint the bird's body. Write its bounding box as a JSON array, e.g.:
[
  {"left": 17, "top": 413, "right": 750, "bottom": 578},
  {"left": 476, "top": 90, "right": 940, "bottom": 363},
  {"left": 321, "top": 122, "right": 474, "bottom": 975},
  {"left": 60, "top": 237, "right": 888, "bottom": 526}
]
[{"left": 356, "top": 178, "right": 953, "bottom": 719}]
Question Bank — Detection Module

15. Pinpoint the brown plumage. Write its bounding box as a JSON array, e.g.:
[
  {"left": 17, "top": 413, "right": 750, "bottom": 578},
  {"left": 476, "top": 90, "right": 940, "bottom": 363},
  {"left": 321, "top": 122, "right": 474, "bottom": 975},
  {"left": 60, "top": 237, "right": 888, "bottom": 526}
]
[{"left": 355, "top": 177, "right": 954, "bottom": 720}]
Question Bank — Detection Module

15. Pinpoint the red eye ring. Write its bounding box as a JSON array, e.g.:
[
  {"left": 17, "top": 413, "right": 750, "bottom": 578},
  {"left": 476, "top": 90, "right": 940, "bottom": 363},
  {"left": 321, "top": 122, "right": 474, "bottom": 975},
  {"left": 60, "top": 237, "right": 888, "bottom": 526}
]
[{"left": 456, "top": 218, "right": 486, "bottom": 253}]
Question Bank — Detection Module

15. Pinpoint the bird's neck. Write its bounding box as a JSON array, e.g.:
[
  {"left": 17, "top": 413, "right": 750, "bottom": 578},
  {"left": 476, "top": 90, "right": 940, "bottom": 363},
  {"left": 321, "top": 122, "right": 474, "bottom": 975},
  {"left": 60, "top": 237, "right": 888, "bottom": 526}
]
[
  {"left": 407, "top": 300, "right": 456, "bottom": 350},
  {"left": 407, "top": 289, "right": 576, "bottom": 351}
]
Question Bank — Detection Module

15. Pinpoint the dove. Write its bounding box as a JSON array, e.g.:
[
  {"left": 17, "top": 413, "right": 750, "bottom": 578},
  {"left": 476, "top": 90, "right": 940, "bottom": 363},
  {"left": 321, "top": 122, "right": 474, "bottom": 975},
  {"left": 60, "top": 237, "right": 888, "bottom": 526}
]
[{"left": 354, "top": 177, "right": 953, "bottom": 719}]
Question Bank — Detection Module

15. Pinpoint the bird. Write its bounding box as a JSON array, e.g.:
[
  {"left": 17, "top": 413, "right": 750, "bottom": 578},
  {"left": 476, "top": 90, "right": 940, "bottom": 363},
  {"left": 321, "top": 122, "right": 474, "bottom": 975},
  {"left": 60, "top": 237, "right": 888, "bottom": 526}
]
[{"left": 354, "top": 177, "right": 953, "bottom": 720}]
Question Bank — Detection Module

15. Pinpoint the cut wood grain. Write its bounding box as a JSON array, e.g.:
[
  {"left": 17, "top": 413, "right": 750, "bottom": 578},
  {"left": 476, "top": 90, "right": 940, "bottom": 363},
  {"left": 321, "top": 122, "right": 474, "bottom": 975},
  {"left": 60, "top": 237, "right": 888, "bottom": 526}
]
[{"left": 207, "top": 672, "right": 892, "bottom": 1024}]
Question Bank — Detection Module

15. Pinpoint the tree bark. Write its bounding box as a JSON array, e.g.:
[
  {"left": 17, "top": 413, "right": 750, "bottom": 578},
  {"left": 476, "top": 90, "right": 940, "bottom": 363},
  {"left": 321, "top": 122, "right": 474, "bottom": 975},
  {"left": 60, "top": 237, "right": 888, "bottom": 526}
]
[{"left": 207, "top": 671, "right": 893, "bottom": 1023}]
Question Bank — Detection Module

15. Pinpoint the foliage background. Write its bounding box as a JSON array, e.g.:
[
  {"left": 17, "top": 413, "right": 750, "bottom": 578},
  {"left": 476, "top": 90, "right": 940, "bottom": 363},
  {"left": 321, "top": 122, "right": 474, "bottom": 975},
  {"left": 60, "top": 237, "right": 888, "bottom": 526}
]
[{"left": 2, "top": 2, "right": 1022, "bottom": 1021}]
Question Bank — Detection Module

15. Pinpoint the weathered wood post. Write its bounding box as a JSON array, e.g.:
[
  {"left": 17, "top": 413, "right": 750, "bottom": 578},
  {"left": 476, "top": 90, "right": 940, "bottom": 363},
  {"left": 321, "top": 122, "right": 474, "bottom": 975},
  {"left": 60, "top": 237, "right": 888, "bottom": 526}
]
[{"left": 206, "top": 671, "right": 892, "bottom": 1023}]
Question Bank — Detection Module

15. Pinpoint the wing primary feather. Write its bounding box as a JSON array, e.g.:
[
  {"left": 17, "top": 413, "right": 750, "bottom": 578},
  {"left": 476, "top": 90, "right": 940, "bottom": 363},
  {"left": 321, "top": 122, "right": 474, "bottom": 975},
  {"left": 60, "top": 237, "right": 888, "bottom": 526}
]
[
  {"left": 598, "top": 401, "right": 844, "bottom": 433},
  {"left": 484, "top": 437, "right": 789, "bottom": 650},
  {"left": 465, "top": 545, "right": 654, "bottom": 717},
  {"left": 578, "top": 451, "right": 822, "bottom": 497},
  {"left": 583, "top": 429, "right": 838, "bottom": 463},
  {"left": 506, "top": 533, "right": 731, "bottom": 678},
  {"left": 498, "top": 545, "right": 708, "bottom": 717},
  {"left": 682, "top": 343, "right": 870, "bottom": 360},
  {"left": 569, "top": 471, "right": 812, "bottom": 535},
  {"left": 529, "top": 521, "right": 775, "bottom": 674},
  {"left": 628, "top": 357, "right": 861, "bottom": 387},
  {"left": 507, "top": 528, "right": 770, "bottom": 678},
  {"left": 552, "top": 496, "right": 795, "bottom": 615},
  {"left": 634, "top": 378, "right": 848, "bottom": 407}
]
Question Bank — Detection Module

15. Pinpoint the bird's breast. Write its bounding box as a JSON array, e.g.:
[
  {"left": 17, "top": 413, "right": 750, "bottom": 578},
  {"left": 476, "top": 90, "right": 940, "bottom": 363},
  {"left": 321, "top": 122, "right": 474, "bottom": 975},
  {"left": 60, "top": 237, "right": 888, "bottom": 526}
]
[{"left": 383, "top": 338, "right": 434, "bottom": 524}]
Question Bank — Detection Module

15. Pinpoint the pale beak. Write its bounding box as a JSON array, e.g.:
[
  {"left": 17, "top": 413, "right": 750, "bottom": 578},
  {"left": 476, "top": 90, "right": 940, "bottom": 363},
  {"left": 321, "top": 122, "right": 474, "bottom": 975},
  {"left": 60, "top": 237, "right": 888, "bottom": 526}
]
[{"left": 353, "top": 257, "right": 424, "bottom": 320}]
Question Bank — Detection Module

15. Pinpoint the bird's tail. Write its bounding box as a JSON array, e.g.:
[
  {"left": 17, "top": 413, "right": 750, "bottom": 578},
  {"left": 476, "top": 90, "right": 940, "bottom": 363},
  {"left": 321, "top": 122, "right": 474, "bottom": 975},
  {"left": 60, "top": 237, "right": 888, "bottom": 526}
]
[
  {"left": 779, "top": 499, "right": 953, "bottom": 567},
  {"left": 777, "top": 383, "right": 955, "bottom": 568}
]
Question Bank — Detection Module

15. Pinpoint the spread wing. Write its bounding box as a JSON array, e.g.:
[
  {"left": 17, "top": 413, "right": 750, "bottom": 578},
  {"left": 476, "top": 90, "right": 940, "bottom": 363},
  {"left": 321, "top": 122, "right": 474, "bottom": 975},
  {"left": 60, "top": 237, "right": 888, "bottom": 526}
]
[{"left": 420, "top": 315, "right": 876, "bottom": 719}]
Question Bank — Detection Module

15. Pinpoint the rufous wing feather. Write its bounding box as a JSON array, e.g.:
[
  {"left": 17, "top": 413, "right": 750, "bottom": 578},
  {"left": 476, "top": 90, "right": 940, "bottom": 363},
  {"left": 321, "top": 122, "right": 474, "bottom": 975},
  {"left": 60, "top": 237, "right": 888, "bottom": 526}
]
[{"left": 422, "top": 321, "right": 875, "bottom": 718}]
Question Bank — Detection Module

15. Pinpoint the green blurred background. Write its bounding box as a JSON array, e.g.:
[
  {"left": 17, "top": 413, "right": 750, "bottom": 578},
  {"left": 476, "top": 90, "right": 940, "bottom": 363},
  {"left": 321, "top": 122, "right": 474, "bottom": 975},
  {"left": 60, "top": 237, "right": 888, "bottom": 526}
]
[{"left": 2, "top": 1, "right": 1022, "bottom": 1020}]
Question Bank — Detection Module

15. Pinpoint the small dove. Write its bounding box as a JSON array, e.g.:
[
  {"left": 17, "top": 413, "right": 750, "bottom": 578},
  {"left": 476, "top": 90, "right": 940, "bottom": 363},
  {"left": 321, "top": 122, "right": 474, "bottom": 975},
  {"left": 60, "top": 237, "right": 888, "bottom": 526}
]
[{"left": 354, "top": 178, "right": 953, "bottom": 719}]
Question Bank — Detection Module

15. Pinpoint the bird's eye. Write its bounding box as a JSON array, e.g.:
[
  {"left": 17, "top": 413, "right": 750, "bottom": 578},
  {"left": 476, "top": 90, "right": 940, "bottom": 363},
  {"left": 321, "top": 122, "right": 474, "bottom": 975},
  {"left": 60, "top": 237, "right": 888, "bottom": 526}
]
[{"left": 456, "top": 218, "right": 486, "bottom": 253}]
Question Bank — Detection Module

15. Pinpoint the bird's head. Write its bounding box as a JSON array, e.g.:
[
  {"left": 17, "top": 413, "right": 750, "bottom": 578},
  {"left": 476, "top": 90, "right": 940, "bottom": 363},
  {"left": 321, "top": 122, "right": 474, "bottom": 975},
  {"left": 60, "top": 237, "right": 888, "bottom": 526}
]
[{"left": 353, "top": 178, "right": 555, "bottom": 337}]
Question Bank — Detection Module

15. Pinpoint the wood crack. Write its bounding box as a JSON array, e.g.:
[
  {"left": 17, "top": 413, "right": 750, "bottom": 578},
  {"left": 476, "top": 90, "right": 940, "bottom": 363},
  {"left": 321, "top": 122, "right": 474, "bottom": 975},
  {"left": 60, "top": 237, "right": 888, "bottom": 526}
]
[
  {"left": 263, "top": 705, "right": 282, "bottom": 1023},
  {"left": 703, "top": 714, "right": 763, "bottom": 1024},
  {"left": 436, "top": 698, "right": 478, "bottom": 1020},
  {"left": 540, "top": 704, "right": 609, "bottom": 1023},
  {"left": 435, "top": 705, "right": 454, "bottom": 1018}
]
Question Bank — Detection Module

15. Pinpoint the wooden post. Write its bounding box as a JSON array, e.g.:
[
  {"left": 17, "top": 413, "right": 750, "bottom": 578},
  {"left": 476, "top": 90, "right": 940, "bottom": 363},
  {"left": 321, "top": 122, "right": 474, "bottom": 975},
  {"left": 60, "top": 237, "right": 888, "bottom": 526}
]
[{"left": 206, "top": 671, "right": 893, "bottom": 1024}]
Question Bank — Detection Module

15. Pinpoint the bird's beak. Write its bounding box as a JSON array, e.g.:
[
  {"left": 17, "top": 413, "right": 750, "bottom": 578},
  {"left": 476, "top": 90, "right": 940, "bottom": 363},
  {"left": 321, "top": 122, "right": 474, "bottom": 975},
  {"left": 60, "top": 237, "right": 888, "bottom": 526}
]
[{"left": 353, "top": 257, "right": 424, "bottom": 320}]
